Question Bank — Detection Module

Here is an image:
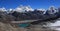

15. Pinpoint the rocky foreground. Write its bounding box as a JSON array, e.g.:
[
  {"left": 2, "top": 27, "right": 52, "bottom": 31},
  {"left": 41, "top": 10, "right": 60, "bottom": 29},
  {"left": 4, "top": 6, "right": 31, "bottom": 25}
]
[{"left": 0, "top": 22, "right": 58, "bottom": 31}]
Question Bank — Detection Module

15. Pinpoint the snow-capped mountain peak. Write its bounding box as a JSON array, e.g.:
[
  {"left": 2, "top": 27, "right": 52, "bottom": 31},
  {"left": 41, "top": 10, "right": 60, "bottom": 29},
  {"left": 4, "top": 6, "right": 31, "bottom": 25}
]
[{"left": 15, "top": 5, "right": 34, "bottom": 12}]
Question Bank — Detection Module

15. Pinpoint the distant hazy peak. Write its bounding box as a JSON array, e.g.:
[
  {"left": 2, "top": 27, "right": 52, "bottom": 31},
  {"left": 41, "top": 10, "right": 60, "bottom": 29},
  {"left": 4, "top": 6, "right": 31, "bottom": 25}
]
[{"left": 0, "top": 7, "right": 7, "bottom": 12}]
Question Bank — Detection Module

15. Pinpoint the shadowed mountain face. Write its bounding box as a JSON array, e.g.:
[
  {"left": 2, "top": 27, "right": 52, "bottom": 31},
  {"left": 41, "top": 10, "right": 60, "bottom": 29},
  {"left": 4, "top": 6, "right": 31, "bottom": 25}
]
[
  {"left": 11, "top": 10, "right": 44, "bottom": 20},
  {"left": 0, "top": 12, "right": 16, "bottom": 23}
]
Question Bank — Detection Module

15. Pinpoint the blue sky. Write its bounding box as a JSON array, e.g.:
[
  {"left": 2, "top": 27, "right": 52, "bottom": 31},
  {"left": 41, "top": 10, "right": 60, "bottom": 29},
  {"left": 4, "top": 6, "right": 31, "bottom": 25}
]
[{"left": 0, "top": 0, "right": 60, "bottom": 9}]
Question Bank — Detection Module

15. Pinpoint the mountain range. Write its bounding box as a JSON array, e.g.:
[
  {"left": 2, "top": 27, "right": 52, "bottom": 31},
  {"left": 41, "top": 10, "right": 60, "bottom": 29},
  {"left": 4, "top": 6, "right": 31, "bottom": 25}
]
[{"left": 0, "top": 5, "right": 60, "bottom": 24}]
